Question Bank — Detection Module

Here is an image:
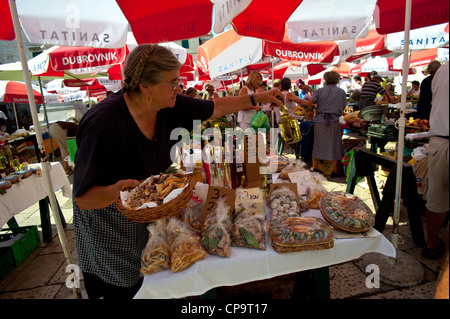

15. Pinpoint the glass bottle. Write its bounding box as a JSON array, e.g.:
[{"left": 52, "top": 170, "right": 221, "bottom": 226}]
[
  {"left": 192, "top": 160, "right": 206, "bottom": 186},
  {"left": 229, "top": 142, "right": 238, "bottom": 189},
  {"left": 278, "top": 97, "right": 302, "bottom": 144},
  {"left": 0, "top": 147, "right": 7, "bottom": 170}
]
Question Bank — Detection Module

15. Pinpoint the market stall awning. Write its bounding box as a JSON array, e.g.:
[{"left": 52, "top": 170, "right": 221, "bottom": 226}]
[{"left": 393, "top": 47, "right": 449, "bottom": 69}]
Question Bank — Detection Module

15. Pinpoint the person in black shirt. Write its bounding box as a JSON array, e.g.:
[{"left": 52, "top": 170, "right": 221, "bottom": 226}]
[
  {"left": 72, "top": 43, "right": 283, "bottom": 299},
  {"left": 49, "top": 120, "right": 78, "bottom": 174},
  {"left": 358, "top": 73, "right": 391, "bottom": 110},
  {"left": 416, "top": 60, "right": 441, "bottom": 120}
]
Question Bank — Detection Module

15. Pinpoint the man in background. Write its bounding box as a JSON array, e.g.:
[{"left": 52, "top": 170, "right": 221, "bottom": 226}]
[{"left": 422, "top": 62, "right": 448, "bottom": 260}]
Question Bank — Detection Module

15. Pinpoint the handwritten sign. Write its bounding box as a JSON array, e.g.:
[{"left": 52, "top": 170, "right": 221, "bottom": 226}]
[
  {"left": 201, "top": 186, "right": 236, "bottom": 224},
  {"left": 287, "top": 170, "right": 317, "bottom": 196},
  {"left": 235, "top": 187, "right": 264, "bottom": 215}
]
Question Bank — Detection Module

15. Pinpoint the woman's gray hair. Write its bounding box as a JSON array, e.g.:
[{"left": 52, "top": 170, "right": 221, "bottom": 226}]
[
  {"left": 323, "top": 71, "right": 340, "bottom": 85},
  {"left": 123, "top": 44, "right": 181, "bottom": 93},
  {"left": 427, "top": 60, "right": 441, "bottom": 75}
]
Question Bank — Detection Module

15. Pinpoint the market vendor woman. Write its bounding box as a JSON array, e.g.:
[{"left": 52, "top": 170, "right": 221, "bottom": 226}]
[
  {"left": 305, "top": 71, "right": 347, "bottom": 176},
  {"left": 72, "top": 43, "right": 283, "bottom": 299}
]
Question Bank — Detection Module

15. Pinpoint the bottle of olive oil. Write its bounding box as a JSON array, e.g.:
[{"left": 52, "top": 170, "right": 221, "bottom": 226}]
[{"left": 277, "top": 96, "right": 302, "bottom": 144}]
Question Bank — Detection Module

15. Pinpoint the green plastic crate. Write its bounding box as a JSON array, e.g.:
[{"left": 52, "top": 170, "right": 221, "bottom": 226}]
[{"left": 0, "top": 226, "right": 40, "bottom": 266}]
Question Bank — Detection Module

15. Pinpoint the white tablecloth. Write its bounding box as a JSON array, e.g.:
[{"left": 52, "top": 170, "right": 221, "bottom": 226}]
[
  {"left": 0, "top": 162, "right": 72, "bottom": 228},
  {"left": 134, "top": 207, "right": 396, "bottom": 299}
]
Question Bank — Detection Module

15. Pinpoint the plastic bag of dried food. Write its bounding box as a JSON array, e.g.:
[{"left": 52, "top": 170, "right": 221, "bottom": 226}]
[
  {"left": 234, "top": 187, "right": 265, "bottom": 221},
  {"left": 232, "top": 210, "right": 266, "bottom": 250},
  {"left": 232, "top": 188, "right": 266, "bottom": 250},
  {"left": 167, "top": 217, "right": 206, "bottom": 273},
  {"left": 202, "top": 196, "right": 233, "bottom": 257},
  {"left": 268, "top": 187, "right": 300, "bottom": 219},
  {"left": 140, "top": 220, "right": 170, "bottom": 275},
  {"left": 179, "top": 197, "right": 204, "bottom": 235},
  {"left": 306, "top": 182, "right": 327, "bottom": 209},
  {"left": 278, "top": 161, "right": 306, "bottom": 180}
]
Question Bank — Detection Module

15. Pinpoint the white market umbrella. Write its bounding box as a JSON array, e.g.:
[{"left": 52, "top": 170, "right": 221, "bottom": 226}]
[
  {"left": 393, "top": 47, "right": 449, "bottom": 69},
  {"left": 6, "top": 1, "right": 81, "bottom": 299},
  {"left": 385, "top": 22, "right": 449, "bottom": 53}
]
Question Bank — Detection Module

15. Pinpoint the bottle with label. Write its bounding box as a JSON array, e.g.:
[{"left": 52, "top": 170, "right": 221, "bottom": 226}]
[
  {"left": 278, "top": 96, "right": 302, "bottom": 144},
  {"left": 209, "top": 146, "right": 223, "bottom": 187},
  {"left": 262, "top": 173, "right": 273, "bottom": 199},
  {"left": 222, "top": 162, "right": 231, "bottom": 188},
  {"left": 192, "top": 160, "right": 206, "bottom": 186},
  {"left": 241, "top": 175, "right": 247, "bottom": 188},
  {"left": 0, "top": 147, "right": 7, "bottom": 170},
  {"left": 229, "top": 141, "right": 238, "bottom": 189}
]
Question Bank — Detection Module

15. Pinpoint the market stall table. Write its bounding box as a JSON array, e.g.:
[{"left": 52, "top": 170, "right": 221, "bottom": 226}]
[
  {"left": 0, "top": 162, "right": 71, "bottom": 242},
  {"left": 134, "top": 204, "right": 395, "bottom": 299}
]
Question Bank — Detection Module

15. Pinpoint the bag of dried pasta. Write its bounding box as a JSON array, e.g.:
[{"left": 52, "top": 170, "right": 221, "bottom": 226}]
[
  {"left": 140, "top": 220, "right": 170, "bottom": 275},
  {"left": 202, "top": 196, "right": 233, "bottom": 257},
  {"left": 231, "top": 188, "right": 266, "bottom": 250},
  {"left": 167, "top": 217, "right": 206, "bottom": 273}
]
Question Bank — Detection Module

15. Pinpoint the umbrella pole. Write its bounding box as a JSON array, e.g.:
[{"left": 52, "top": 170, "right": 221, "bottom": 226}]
[
  {"left": 12, "top": 102, "right": 19, "bottom": 130},
  {"left": 360, "top": 0, "right": 424, "bottom": 288},
  {"left": 8, "top": 0, "right": 81, "bottom": 299},
  {"left": 393, "top": 0, "right": 413, "bottom": 251},
  {"left": 37, "top": 77, "right": 56, "bottom": 162}
]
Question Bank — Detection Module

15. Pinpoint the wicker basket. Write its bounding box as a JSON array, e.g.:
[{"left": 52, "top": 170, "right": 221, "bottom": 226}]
[
  {"left": 116, "top": 173, "right": 194, "bottom": 223},
  {"left": 319, "top": 191, "right": 375, "bottom": 233}
]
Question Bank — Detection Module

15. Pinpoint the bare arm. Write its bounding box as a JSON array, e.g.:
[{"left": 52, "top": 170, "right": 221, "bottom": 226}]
[
  {"left": 209, "top": 89, "right": 284, "bottom": 120},
  {"left": 74, "top": 179, "right": 139, "bottom": 210},
  {"left": 287, "top": 92, "right": 309, "bottom": 106}
]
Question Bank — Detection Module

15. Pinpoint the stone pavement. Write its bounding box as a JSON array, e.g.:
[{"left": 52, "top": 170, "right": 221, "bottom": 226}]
[{"left": 0, "top": 160, "right": 447, "bottom": 300}]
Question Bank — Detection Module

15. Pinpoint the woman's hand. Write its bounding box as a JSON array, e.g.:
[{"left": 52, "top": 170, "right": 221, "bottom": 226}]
[
  {"left": 115, "top": 179, "right": 140, "bottom": 193},
  {"left": 74, "top": 179, "right": 140, "bottom": 210},
  {"left": 254, "top": 89, "right": 284, "bottom": 109}
]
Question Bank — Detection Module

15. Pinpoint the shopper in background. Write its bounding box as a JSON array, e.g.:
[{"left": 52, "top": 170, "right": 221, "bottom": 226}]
[
  {"left": 422, "top": 61, "right": 448, "bottom": 260},
  {"left": 417, "top": 60, "right": 441, "bottom": 120},
  {"left": 49, "top": 120, "right": 79, "bottom": 174},
  {"left": 296, "top": 79, "right": 312, "bottom": 99},
  {"left": 237, "top": 71, "right": 263, "bottom": 130},
  {"left": 185, "top": 87, "right": 198, "bottom": 98},
  {"left": 280, "top": 77, "right": 310, "bottom": 116},
  {"left": 358, "top": 74, "right": 391, "bottom": 110},
  {"left": 203, "top": 83, "right": 220, "bottom": 100},
  {"left": 305, "top": 71, "right": 347, "bottom": 176},
  {"left": 407, "top": 80, "right": 421, "bottom": 97}
]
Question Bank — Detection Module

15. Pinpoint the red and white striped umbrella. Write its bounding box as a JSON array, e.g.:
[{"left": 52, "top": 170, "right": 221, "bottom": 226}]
[
  {"left": 29, "top": 45, "right": 127, "bottom": 77},
  {"left": 197, "top": 28, "right": 343, "bottom": 79},
  {"left": 393, "top": 47, "right": 449, "bottom": 69},
  {"left": 1, "top": 0, "right": 448, "bottom": 48},
  {"left": 0, "top": 80, "right": 56, "bottom": 104},
  {"left": 350, "top": 57, "right": 414, "bottom": 77}
]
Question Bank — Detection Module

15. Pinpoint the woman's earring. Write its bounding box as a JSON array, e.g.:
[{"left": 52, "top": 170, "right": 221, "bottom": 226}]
[{"left": 146, "top": 96, "right": 152, "bottom": 106}]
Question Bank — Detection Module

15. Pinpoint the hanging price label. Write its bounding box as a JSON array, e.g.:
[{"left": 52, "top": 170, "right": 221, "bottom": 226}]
[{"left": 201, "top": 186, "right": 236, "bottom": 223}]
